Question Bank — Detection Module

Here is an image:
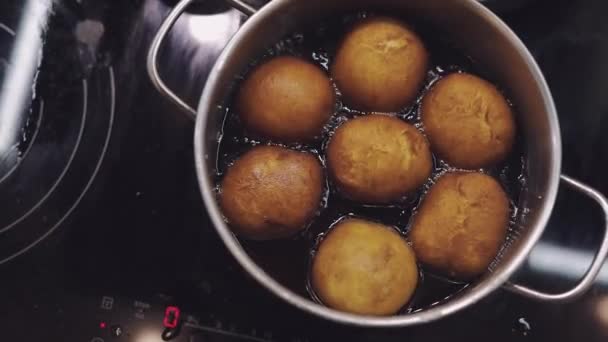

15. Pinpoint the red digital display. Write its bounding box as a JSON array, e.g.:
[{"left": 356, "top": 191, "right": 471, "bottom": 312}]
[
  {"left": 99, "top": 322, "right": 107, "bottom": 329},
  {"left": 163, "top": 306, "right": 180, "bottom": 329}
]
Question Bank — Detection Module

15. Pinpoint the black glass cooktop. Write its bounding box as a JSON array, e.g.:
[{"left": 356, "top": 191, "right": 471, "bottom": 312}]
[{"left": 1, "top": 0, "right": 608, "bottom": 341}]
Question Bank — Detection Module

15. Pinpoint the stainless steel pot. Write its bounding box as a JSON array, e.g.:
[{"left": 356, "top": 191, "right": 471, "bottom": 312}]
[{"left": 148, "top": 0, "right": 608, "bottom": 327}]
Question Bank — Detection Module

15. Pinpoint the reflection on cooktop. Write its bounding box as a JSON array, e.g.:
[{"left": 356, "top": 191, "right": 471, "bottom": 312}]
[{"left": 0, "top": 12, "right": 40, "bottom": 181}]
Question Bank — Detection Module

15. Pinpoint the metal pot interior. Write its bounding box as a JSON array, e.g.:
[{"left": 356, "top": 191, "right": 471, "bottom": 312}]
[{"left": 195, "top": 0, "right": 561, "bottom": 326}]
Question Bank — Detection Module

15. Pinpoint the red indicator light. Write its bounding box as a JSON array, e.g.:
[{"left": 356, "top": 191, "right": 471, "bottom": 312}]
[
  {"left": 163, "top": 306, "right": 180, "bottom": 329},
  {"left": 99, "top": 322, "right": 107, "bottom": 329}
]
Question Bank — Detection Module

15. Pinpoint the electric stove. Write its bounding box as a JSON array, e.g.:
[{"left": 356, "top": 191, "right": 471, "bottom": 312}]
[{"left": 2, "top": 0, "right": 608, "bottom": 341}]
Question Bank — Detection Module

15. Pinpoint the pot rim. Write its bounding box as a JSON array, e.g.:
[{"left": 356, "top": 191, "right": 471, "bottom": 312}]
[{"left": 194, "top": 0, "right": 562, "bottom": 327}]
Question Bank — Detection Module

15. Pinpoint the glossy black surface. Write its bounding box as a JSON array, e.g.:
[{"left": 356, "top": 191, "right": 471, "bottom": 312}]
[{"left": 1, "top": 0, "right": 608, "bottom": 341}]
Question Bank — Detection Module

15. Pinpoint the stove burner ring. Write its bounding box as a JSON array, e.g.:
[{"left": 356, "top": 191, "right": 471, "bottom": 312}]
[
  {"left": 0, "top": 21, "right": 15, "bottom": 36},
  {"left": 0, "top": 18, "right": 116, "bottom": 264},
  {"left": 0, "top": 67, "right": 115, "bottom": 264},
  {"left": 0, "top": 79, "right": 85, "bottom": 235}
]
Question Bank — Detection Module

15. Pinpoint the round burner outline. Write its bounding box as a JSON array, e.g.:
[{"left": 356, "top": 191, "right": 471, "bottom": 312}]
[
  {"left": 0, "top": 21, "right": 15, "bottom": 36},
  {"left": 0, "top": 65, "right": 116, "bottom": 265},
  {"left": 0, "top": 78, "right": 87, "bottom": 234}
]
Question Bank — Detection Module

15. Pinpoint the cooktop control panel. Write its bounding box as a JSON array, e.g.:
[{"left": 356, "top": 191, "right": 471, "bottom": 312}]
[{"left": 69, "top": 294, "right": 277, "bottom": 342}]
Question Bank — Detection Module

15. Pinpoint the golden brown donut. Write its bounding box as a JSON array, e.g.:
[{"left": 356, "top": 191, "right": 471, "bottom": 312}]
[
  {"left": 409, "top": 172, "right": 510, "bottom": 279},
  {"left": 332, "top": 17, "right": 429, "bottom": 111},
  {"left": 326, "top": 114, "right": 432, "bottom": 203},
  {"left": 220, "top": 145, "right": 323, "bottom": 240},
  {"left": 236, "top": 56, "right": 335, "bottom": 143},
  {"left": 311, "top": 218, "right": 418, "bottom": 315},
  {"left": 421, "top": 72, "right": 516, "bottom": 169}
]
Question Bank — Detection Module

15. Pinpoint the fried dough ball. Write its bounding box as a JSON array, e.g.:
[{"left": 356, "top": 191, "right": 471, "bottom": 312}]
[
  {"left": 421, "top": 73, "right": 516, "bottom": 169},
  {"left": 311, "top": 218, "right": 418, "bottom": 315},
  {"left": 332, "top": 17, "right": 429, "bottom": 111},
  {"left": 220, "top": 145, "right": 323, "bottom": 240},
  {"left": 236, "top": 56, "right": 335, "bottom": 143},
  {"left": 409, "top": 172, "right": 510, "bottom": 279},
  {"left": 326, "top": 114, "right": 432, "bottom": 203}
]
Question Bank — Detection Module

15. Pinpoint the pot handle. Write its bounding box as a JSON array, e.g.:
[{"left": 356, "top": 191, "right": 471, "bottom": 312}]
[
  {"left": 503, "top": 174, "right": 608, "bottom": 302},
  {"left": 225, "top": 0, "right": 258, "bottom": 16},
  {"left": 146, "top": 0, "right": 260, "bottom": 119}
]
